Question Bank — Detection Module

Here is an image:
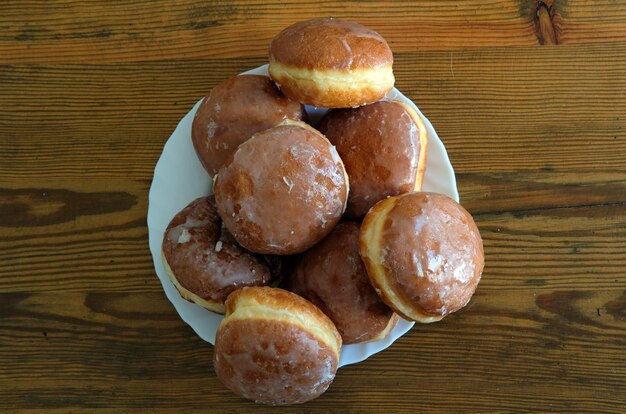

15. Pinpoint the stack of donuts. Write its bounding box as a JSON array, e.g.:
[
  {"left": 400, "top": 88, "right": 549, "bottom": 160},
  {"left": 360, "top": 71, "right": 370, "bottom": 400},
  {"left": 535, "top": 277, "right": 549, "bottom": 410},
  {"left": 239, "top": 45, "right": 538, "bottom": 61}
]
[{"left": 162, "top": 18, "right": 484, "bottom": 406}]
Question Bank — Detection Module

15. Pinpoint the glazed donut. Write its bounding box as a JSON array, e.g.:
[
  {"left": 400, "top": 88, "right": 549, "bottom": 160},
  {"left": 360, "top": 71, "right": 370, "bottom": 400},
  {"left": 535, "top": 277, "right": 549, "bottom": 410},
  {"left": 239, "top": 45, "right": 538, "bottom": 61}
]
[
  {"left": 213, "top": 119, "right": 349, "bottom": 255},
  {"left": 269, "top": 18, "right": 394, "bottom": 108},
  {"left": 213, "top": 287, "right": 341, "bottom": 406},
  {"left": 161, "top": 196, "right": 279, "bottom": 313},
  {"left": 318, "top": 100, "right": 428, "bottom": 217},
  {"left": 287, "top": 221, "right": 399, "bottom": 344},
  {"left": 191, "top": 74, "right": 304, "bottom": 175},
  {"left": 359, "top": 192, "right": 484, "bottom": 323}
]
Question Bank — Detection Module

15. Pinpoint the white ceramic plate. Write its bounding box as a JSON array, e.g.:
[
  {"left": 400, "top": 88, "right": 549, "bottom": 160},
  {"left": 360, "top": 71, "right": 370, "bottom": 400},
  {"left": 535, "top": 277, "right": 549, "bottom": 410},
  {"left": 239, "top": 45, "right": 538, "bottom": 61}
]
[{"left": 147, "top": 64, "right": 458, "bottom": 367}]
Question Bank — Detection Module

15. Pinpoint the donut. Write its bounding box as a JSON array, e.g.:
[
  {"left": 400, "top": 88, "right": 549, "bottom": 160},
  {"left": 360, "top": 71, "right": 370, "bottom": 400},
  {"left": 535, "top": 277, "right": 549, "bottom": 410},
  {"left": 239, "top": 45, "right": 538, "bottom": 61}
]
[
  {"left": 318, "top": 100, "right": 428, "bottom": 217},
  {"left": 161, "top": 196, "right": 280, "bottom": 313},
  {"left": 191, "top": 74, "right": 304, "bottom": 175},
  {"left": 213, "top": 119, "right": 349, "bottom": 255},
  {"left": 287, "top": 221, "right": 399, "bottom": 344},
  {"left": 213, "top": 286, "right": 341, "bottom": 406},
  {"left": 359, "top": 192, "right": 484, "bottom": 323},
  {"left": 268, "top": 18, "right": 394, "bottom": 108}
]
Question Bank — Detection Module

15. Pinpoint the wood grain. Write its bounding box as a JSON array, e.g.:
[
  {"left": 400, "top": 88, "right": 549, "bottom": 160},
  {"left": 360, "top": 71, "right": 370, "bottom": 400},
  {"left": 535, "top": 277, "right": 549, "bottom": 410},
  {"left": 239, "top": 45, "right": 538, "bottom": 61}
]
[
  {"left": 0, "top": 290, "right": 623, "bottom": 412},
  {"left": 1, "top": 1, "right": 626, "bottom": 63},
  {"left": 1, "top": 0, "right": 625, "bottom": 412}
]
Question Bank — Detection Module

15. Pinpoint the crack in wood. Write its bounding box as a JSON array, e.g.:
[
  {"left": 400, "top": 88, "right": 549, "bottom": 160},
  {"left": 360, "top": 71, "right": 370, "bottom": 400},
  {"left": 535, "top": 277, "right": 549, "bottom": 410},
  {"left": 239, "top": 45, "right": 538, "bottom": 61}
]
[{"left": 534, "top": 1, "right": 560, "bottom": 45}]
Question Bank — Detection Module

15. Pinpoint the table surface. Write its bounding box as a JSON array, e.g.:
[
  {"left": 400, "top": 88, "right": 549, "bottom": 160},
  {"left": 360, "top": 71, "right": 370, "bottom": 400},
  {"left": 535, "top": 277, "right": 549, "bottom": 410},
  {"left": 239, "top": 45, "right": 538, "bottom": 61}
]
[{"left": 1, "top": 1, "right": 625, "bottom": 412}]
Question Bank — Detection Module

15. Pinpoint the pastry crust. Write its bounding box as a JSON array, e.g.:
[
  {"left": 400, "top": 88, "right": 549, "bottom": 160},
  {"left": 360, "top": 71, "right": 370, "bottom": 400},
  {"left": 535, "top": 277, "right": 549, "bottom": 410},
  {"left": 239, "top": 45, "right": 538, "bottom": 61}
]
[
  {"left": 191, "top": 74, "right": 304, "bottom": 175},
  {"left": 213, "top": 120, "right": 349, "bottom": 255},
  {"left": 162, "top": 250, "right": 225, "bottom": 313},
  {"left": 214, "top": 287, "right": 341, "bottom": 406},
  {"left": 318, "top": 101, "right": 428, "bottom": 217},
  {"left": 359, "top": 192, "right": 484, "bottom": 322},
  {"left": 268, "top": 18, "right": 394, "bottom": 108},
  {"left": 391, "top": 100, "right": 429, "bottom": 193},
  {"left": 269, "top": 61, "right": 394, "bottom": 108},
  {"left": 288, "top": 221, "right": 399, "bottom": 344},
  {"left": 161, "top": 196, "right": 278, "bottom": 313}
]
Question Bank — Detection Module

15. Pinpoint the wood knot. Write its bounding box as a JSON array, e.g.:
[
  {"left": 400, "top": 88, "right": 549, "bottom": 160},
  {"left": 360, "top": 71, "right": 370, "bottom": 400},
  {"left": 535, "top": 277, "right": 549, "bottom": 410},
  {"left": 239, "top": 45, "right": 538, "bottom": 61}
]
[{"left": 534, "top": 1, "right": 561, "bottom": 45}]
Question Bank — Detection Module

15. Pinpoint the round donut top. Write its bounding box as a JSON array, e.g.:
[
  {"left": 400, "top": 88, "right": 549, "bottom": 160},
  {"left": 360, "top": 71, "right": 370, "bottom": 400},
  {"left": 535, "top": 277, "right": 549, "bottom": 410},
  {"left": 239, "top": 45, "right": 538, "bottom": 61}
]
[
  {"left": 269, "top": 18, "right": 393, "bottom": 71},
  {"left": 288, "top": 221, "right": 396, "bottom": 344},
  {"left": 380, "top": 192, "right": 484, "bottom": 316},
  {"left": 319, "top": 101, "right": 421, "bottom": 217},
  {"left": 162, "top": 196, "right": 275, "bottom": 303},
  {"left": 214, "top": 121, "right": 348, "bottom": 255},
  {"left": 219, "top": 287, "right": 342, "bottom": 401},
  {"left": 191, "top": 74, "right": 304, "bottom": 175},
  {"left": 214, "top": 318, "right": 338, "bottom": 405}
]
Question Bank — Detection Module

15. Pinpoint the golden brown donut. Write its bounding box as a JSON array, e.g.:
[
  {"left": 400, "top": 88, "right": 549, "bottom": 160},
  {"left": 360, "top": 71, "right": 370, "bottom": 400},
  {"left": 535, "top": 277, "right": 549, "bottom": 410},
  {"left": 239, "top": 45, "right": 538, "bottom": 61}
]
[
  {"left": 213, "top": 286, "right": 341, "bottom": 406},
  {"left": 359, "top": 192, "right": 484, "bottom": 323},
  {"left": 318, "top": 100, "right": 428, "bottom": 217},
  {"left": 269, "top": 18, "right": 394, "bottom": 108},
  {"left": 213, "top": 119, "right": 349, "bottom": 255},
  {"left": 287, "top": 221, "right": 399, "bottom": 344},
  {"left": 191, "top": 74, "right": 304, "bottom": 175},
  {"left": 161, "top": 196, "right": 279, "bottom": 313}
]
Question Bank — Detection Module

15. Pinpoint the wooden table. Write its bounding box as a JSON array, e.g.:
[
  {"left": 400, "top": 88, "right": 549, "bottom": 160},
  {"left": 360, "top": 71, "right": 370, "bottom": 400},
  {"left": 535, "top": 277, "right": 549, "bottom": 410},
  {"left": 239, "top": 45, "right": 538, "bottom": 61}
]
[{"left": 1, "top": 1, "right": 625, "bottom": 412}]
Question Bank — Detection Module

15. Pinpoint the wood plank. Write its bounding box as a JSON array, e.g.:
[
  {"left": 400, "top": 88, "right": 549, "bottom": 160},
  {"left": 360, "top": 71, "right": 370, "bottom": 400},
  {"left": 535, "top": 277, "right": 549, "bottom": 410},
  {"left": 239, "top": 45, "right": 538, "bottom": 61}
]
[
  {"left": 0, "top": 20, "right": 536, "bottom": 64},
  {"left": 1, "top": 44, "right": 625, "bottom": 292},
  {"left": 1, "top": 1, "right": 626, "bottom": 64},
  {"left": 0, "top": 290, "right": 623, "bottom": 411},
  {"left": 0, "top": 0, "right": 530, "bottom": 64},
  {"left": 1, "top": 42, "right": 626, "bottom": 181},
  {"left": 0, "top": 178, "right": 157, "bottom": 293},
  {"left": 1, "top": 176, "right": 624, "bottom": 292}
]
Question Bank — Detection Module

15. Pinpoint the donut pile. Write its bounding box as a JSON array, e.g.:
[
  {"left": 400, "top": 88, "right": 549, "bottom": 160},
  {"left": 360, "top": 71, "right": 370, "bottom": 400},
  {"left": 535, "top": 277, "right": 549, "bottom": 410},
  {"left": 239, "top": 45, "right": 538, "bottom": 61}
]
[{"left": 161, "top": 18, "right": 484, "bottom": 406}]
